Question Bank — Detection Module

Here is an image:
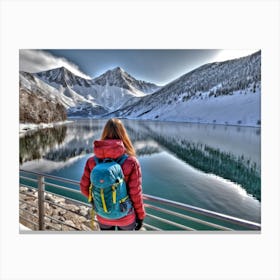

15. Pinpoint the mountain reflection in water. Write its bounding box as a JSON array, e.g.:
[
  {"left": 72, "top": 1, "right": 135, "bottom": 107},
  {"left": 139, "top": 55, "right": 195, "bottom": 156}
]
[{"left": 19, "top": 119, "right": 261, "bottom": 222}]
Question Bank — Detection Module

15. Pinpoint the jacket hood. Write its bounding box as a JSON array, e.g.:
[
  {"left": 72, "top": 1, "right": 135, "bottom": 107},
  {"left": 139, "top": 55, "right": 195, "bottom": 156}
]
[{"left": 93, "top": 139, "right": 126, "bottom": 159}]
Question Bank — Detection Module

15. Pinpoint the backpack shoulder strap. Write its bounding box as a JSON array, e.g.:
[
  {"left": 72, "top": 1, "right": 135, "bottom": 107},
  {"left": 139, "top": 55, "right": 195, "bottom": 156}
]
[
  {"left": 93, "top": 156, "right": 102, "bottom": 165},
  {"left": 115, "top": 154, "right": 129, "bottom": 165},
  {"left": 93, "top": 154, "right": 128, "bottom": 165}
]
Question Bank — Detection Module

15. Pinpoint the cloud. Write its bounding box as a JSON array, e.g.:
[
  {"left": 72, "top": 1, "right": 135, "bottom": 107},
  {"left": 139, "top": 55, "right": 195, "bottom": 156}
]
[
  {"left": 19, "top": 49, "right": 91, "bottom": 79},
  {"left": 212, "top": 49, "right": 260, "bottom": 63}
]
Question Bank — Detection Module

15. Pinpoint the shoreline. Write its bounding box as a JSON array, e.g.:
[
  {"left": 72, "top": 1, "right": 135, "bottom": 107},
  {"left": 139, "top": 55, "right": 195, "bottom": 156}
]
[
  {"left": 19, "top": 120, "right": 73, "bottom": 137},
  {"left": 69, "top": 116, "right": 261, "bottom": 129},
  {"left": 19, "top": 118, "right": 261, "bottom": 135}
]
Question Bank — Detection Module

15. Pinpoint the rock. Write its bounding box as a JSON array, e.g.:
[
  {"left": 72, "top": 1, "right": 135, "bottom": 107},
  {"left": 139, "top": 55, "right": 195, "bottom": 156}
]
[
  {"left": 64, "top": 204, "right": 80, "bottom": 212},
  {"left": 20, "top": 203, "right": 27, "bottom": 210},
  {"left": 52, "top": 215, "right": 65, "bottom": 223},
  {"left": 77, "top": 216, "right": 87, "bottom": 223},
  {"left": 81, "top": 224, "right": 93, "bottom": 231},
  {"left": 45, "top": 194, "right": 65, "bottom": 204},
  {"left": 59, "top": 216, "right": 66, "bottom": 222},
  {"left": 44, "top": 202, "right": 51, "bottom": 210},
  {"left": 32, "top": 192, "right": 38, "bottom": 198},
  {"left": 79, "top": 206, "right": 89, "bottom": 216},
  {"left": 20, "top": 187, "right": 28, "bottom": 193},
  {"left": 24, "top": 196, "right": 36, "bottom": 202},
  {"left": 45, "top": 207, "right": 53, "bottom": 216},
  {"left": 64, "top": 220, "right": 76, "bottom": 228},
  {"left": 53, "top": 197, "right": 65, "bottom": 204},
  {"left": 45, "top": 194, "right": 52, "bottom": 201},
  {"left": 58, "top": 209, "right": 67, "bottom": 216}
]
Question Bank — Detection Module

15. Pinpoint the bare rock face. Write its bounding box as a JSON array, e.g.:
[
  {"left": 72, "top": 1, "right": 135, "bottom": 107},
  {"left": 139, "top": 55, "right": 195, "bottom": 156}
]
[
  {"left": 20, "top": 89, "right": 67, "bottom": 124},
  {"left": 19, "top": 71, "right": 67, "bottom": 124}
]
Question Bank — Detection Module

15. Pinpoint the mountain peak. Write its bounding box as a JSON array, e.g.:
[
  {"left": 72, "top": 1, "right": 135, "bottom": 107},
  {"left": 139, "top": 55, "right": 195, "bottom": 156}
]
[
  {"left": 111, "top": 66, "right": 125, "bottom": 72},
  {"left": 93, "top": 67, "right": 160, "bottom": 94},
  {"left": 35, "top": 66, "right": 93, "bottom": 88},
  {"left": 52, "top": 66, "right": 77, "bottom": 77},
  {"left": 106, "top": 66, "right": 126, "bottom": 77},
  {"left": 60, "top": 66, "right": 70, "bottom": 73}
]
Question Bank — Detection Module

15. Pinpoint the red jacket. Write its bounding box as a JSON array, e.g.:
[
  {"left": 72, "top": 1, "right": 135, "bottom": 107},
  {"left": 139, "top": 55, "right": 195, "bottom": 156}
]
[{"left": 80, "top": 139, "right": 146, "bottom": 226}]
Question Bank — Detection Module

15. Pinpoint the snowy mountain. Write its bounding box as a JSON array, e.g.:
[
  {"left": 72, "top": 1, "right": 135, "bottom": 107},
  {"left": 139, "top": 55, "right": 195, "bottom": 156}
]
[
  {"left": 20, "top": 70, "right": 106, "bottom": 118},
  {"left": 36, "top": 66, "right": 94, "bottom": 88},
  {"left": 34, "top": 66, "right": 160, "bottom": 115},
  {"left": 93, "top": 67, "right": 161, "bottom": 95},
  {"left": 20, "top": 51, "right": 261, "bottom": 126},
  {"left": 19, "top": 71, "right": 67, "bottom": 123},
  {"left": 111, "top": 51, "right": 261, "bottom": 126}
]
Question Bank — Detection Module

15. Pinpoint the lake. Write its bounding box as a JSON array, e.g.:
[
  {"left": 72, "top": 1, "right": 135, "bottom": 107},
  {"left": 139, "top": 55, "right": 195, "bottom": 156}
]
[{"left": 19, "top": 119, "right": 261, "bottom": 224}]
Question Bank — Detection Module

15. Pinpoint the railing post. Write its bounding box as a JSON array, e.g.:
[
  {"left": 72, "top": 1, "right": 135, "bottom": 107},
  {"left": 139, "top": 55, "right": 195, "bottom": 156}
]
[{"left": 38, "top": 175, "right": 45, "bottom": 230}]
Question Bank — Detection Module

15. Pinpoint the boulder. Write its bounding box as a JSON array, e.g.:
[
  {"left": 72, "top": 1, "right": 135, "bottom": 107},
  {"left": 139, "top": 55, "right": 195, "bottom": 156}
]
[
  {"left": 79, "top": 206, "right": 90, "bottom": 216},
  {"left": 64, "top": 220, "right": 76, "bottom": 228},
  {"left": 81, "top": 224, "right": 93, "bottom": 231},
  {"left": 77, "top": 216, "right": 87, "bottom": 223},
  {"left": 64, "top": 204, "right": 80, "bottom": 212}
]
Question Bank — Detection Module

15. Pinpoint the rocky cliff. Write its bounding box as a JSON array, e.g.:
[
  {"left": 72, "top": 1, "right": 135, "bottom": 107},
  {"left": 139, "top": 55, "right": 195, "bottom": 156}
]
[{"left": 19, "top": 71, "right": 67, "bottom": 124}]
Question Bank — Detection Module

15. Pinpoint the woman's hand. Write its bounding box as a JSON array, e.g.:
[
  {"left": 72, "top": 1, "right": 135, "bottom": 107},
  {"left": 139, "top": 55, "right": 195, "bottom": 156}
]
[{"left": 135, "top": 218, "right": 143, "bottom": 230}]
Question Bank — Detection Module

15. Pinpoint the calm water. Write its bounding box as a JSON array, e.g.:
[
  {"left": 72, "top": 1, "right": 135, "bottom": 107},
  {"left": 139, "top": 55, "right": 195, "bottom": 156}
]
[{"left": 20, "top": 119, "right": 261, "bottom": 223}]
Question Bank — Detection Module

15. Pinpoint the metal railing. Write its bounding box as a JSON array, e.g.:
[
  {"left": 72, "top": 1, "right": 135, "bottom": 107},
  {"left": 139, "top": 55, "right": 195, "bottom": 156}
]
[{"left": 19, "top": 170, "right": 261, "bottom": 231}]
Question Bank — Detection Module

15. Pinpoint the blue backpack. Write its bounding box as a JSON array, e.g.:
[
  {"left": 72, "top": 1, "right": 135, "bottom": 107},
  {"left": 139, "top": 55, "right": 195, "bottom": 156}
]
[{"left": 89, "top": 154, "right": 133, "bottom": 219}]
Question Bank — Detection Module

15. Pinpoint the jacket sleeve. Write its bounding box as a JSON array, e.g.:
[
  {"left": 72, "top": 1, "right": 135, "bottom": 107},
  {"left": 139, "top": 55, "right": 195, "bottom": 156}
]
[
  {"left": 123, "top": 157, "right": 146, "bottom": 220},
  {"left": 80, "top": 157, "right": 95, "bottom": 198}
]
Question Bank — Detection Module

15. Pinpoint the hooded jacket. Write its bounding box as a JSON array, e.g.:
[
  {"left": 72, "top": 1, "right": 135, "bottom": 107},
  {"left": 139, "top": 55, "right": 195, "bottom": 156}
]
[{"left": 80, "top": 139, "right": 146, "bottom": 226}]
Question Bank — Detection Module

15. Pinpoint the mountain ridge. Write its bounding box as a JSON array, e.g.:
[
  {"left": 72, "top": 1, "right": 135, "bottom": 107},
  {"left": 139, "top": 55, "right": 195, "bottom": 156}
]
[
  {"left": 108, "top": 51, "right": 261, "bottom": 126},
  {"left": 32, "top": 66, "right": 160, "bottom": 115},
  {"left": 20, "top": 50, "right": 261, "bottom": 126},
  {"left": 93, "top": 66, "right": 161, "bottom": 95}
]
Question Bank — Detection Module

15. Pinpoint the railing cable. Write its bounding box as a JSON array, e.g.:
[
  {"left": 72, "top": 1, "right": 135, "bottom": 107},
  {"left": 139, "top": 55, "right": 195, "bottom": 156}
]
[{"left": 19, "top": 169, "right": 261, "bottom": 231}]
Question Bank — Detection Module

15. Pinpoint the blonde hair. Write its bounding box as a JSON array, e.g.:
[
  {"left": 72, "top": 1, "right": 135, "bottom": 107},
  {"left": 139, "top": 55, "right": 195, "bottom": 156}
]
[{"left": 101, "top": 118, "right": 136, "bottom": 157}]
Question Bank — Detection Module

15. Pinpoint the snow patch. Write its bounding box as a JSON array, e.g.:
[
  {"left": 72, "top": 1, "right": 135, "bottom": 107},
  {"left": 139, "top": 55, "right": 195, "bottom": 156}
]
[{"left": 19, "top": 120, "right": 73, "bottom": 137}]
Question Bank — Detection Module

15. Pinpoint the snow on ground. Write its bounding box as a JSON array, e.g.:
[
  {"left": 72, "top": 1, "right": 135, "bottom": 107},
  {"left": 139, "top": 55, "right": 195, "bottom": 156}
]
[
  {"left": 19, "top": 120, "right": 73, "bottom": 137},
  {"left": 132, "top": 89, "right": 261, "bottom": 127}
]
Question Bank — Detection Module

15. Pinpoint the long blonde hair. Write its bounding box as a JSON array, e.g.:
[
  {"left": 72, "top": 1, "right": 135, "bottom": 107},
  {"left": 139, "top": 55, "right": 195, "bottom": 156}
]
[{"left": 101, "top": 118, "right": 136, "bottom": 157}]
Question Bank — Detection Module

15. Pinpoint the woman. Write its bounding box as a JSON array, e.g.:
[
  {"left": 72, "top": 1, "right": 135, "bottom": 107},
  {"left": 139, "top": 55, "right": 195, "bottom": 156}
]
[{"left": 80, "top": 118, "right": 146, "bottom": 230}]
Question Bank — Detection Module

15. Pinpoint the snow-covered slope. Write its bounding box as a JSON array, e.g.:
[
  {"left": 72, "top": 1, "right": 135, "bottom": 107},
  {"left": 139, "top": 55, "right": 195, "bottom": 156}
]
[
  {"left": 129, "top": 86, "right": 260, "bottom": 126},
  {"left": 112, "top": 51, "right": 261, "bottom": 126},
  {"left": 36, "top": 66, "right": 94, "bottom": 88},
  {"left": 21, "top": 51, "right": 261, "bottom": 125},
  {"left": 20, "top": 71, "right": 63, "bottom": 103},
  {"left": 93, "top": 67, "right": 161, "bottom": 95},
  {"left": 34, "top": 66, "right": 160, "bottom": 114}
]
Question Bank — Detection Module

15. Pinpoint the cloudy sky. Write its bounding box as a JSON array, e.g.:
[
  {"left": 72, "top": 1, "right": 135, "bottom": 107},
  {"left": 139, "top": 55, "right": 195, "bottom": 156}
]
[{"left": 19, "top": 49, "right": 259, "bottom": 86}]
